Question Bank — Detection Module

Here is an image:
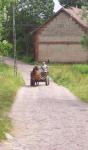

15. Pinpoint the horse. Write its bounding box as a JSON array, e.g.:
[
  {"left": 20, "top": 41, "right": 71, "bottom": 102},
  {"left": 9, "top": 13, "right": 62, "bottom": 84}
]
[{"left": 30, "top": 66, "right": 42, "bottom": 86}]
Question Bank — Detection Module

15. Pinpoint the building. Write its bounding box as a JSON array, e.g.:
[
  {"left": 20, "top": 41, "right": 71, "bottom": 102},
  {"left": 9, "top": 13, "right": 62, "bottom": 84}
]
[{"left": 34, "top": 7, "right": 88, "bottom": 63}]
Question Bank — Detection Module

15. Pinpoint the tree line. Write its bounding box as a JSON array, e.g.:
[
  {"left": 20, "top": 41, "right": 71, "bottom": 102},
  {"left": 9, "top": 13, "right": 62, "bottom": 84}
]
[{"left": 59, "top": 0, "right": 88, "bottom": 8}]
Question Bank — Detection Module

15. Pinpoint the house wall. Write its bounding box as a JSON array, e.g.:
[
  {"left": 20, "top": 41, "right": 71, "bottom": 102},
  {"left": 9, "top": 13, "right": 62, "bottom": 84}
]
[
  {"left": 36, "top": 11, "right": 88, "bottom": 62},
  {"left": 39, "top": 44, "right": 88, "bottom": 62}
]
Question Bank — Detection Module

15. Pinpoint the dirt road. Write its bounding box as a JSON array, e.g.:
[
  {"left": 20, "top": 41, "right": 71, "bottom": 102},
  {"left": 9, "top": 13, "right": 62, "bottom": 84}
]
[{"left": 1, "top": 58, "right": 88, "bottom": 150}]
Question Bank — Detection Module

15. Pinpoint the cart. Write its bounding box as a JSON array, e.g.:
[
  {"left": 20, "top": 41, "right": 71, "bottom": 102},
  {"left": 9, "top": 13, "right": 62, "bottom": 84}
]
[{"left": 30, "top": 69, "right": 49, "bottom": 86}]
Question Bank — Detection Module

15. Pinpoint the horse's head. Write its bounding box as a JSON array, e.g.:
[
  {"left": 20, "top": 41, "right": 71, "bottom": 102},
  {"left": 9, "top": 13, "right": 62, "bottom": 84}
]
[{"left": 32, "top": 66, "right": 39, "bottom": 74}]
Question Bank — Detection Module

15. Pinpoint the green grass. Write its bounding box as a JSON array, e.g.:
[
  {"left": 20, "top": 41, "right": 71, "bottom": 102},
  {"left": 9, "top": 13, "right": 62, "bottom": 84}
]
[
  {"left": 49, "top": 64, "right": 88, "bottom": 102},
  {"left": 18, "top": 56, "right": 36, "bottom": 64},
  {"left": 0, "top": 64, "right": 24, "bottom": 140}
]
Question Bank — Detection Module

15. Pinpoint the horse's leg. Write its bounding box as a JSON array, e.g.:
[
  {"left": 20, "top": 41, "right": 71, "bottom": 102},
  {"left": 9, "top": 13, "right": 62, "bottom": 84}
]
[
  {"left": 37, "top": 81, "right": 39, "bottom": 86},
  {"left": 35, "top": 81, "right": 37, "bottom": 86},
  {"left": 36, "top": 81, "right": 39, "bottom": 86}
]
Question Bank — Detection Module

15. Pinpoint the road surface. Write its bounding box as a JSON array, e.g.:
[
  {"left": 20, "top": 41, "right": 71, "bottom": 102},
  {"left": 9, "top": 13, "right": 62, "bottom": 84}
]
[{"left": 0, "top": 57, "right": 88, "bottom": 150}]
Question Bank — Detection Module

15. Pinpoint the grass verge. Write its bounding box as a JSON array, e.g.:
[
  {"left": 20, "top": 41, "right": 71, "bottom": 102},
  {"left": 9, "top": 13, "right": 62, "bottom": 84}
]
[
  {"left": 49, "top": 64, "right": 88, "bottom": 102},
  {"left": 0, "top": 64, "right": 24, "bottom": 140}
]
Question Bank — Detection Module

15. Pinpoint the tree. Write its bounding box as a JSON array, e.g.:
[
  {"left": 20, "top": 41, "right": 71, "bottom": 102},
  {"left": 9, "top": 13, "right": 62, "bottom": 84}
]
[
  {"left": 2, "top": 0, "right": 54, "bottom": 58},
  {"left": 0, "top": 0, "right": 18, "bottom": 59},
  {"left": 59, "top": 0, "right": 88, "bottom": 8},
  {"left": 18, "top": 0, "right": 54, "bottom": 23},
  {"left": 81, "top": 6, "right": 88, "bottom": 49},
  {"left": 0, "top": 0, "right": 18, "bottom": 43}
]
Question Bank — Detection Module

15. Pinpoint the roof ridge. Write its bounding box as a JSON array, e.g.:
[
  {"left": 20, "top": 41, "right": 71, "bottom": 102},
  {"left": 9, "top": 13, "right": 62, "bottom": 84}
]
[{"left": 34, "top": 7, "right": 88, "bottom": 34}]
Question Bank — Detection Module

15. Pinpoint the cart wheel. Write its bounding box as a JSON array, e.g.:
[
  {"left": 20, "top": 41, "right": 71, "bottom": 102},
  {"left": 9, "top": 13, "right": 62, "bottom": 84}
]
[{"left": 45, "top": 77, "right": 49, "bottom": 86}]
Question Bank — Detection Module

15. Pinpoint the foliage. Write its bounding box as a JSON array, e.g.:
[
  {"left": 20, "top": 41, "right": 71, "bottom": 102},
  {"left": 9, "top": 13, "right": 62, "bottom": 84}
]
[
  {"left": 49, "top": 64, "right": 88, "bottom": 102},
  {"left": 0, "top": 40, "right": 12, "bottom": 56},
  {"left": 81, "top": 6, "right": 88, "bottom": 21},
  {"left": 0, "top": 0, "right": 17, "bottom": 39},
  {"left": 18, "top": 0, "right": 54, "bottom": 23},
  {"left": 0, "top": 64, "right": 24, "bottom": 140},
  {"left": 2, "top": 0, "right": 54, "bottom": 58},
  {"left": 59, "top": 0, "right": 88, "bottom": 8},
  {"left": 81, "top": 35, "right": 88, "bottom": 49},
  {"left": 80, "top": 6, "right": 88, "bottom": 49},
  {"left": 0, "top": 0, "right": 54, "bottom": 59},
  {"left": 19, "top": 56, "right": 35, "bottom": 64}
]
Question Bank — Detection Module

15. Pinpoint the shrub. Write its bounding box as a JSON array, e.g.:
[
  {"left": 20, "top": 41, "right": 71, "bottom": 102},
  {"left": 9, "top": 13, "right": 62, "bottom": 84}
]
[
  {"left": 0, "top": 40, "right": 12, "bottom": 56},
  {"left": 81, "top": 35, "right": 88, "bottom": 49}
]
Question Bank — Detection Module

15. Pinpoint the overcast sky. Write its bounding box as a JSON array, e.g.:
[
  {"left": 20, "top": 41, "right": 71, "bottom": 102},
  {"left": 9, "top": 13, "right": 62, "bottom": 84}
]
[{"left": 53, "top": 0, "right": 62, "bottom": 12}]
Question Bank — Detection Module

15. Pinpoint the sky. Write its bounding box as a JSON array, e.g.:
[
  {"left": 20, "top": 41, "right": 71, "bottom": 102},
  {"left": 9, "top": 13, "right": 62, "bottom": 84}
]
[{"left": 53, "top": 0, "right": 62, "bottom": 12}]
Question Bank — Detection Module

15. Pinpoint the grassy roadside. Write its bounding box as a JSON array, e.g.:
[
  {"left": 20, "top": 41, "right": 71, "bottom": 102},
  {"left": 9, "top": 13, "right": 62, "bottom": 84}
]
[
  {"left": 49, "top": 64, "right": 88, "bottom": 102},
  {"left": 0, "top": 64, "right": 24, "bottom": 140}
]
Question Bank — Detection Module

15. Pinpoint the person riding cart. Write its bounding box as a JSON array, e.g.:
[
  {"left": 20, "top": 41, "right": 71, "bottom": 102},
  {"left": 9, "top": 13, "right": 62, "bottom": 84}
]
[{"left": 40, "top": 62, "right": 48, "bottom": 76}]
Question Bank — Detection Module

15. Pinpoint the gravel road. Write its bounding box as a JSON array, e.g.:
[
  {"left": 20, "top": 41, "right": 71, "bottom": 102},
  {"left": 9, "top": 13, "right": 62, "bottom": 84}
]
[{"left": 0, "top": 57, "right": 88, "bottom": 150}]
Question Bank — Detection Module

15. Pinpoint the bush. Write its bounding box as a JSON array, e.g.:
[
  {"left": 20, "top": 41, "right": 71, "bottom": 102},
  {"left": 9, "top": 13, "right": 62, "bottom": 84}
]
[
  {"left": 0, "top": 40, "right": 12, "bottom": 56},
  {"left": 81, "top": 35, "right": 88, "bottom": 49},
  {"left": 19, "top": 55, "right": 35, "bottom": 64}
]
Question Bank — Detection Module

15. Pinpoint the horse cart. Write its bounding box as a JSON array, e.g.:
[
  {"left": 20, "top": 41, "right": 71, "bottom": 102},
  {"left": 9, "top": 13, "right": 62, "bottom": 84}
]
[{"left": 30, "top": 66, "right": 49, "bottom": 86}]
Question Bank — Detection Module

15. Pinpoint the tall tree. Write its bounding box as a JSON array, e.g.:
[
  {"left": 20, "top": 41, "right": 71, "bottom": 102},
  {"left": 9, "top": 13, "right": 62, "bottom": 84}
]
[
  {"left": 3, "top": 0, "right": 54, "bottom": 57},
  {"left": 0, "top": 0, "right": 18, "bottom": 40},
  {"left": 17, "top": 0, "right": 54, "bottom": 24},
  {"left": 59, "top": 0, "right": 88, "bottom": 8}
]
